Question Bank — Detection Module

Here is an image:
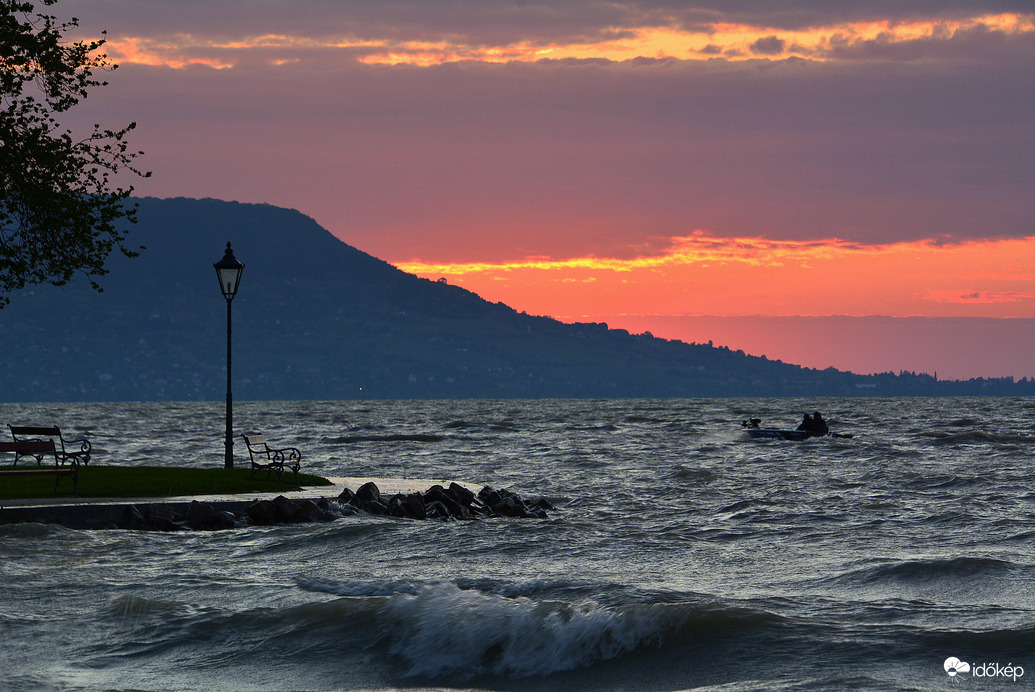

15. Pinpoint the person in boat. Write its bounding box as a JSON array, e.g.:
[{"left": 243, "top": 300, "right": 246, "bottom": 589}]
[
  {"left": 796, "top": 413, "right": 814, "bottom": 432},
  {"left": 742, "top": 417, "right": 761, "bottom": 429},
  {"left": 812, "top": 411, "right": 829, "bottom": 436},
  {"left": 795, "top": 411, "right": 830, "bottom": 437}
]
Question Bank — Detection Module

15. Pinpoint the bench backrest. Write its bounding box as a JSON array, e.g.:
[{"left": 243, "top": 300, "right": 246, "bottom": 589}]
[
  {"left": 242, "top": 434, "right": 269, "bottom": 460},
  {"left": 10, "top": 426, "right": 61, "bottom": 438},
  {"left": 0, "top": 438, "right": 58, "bottom": 466},
  {"left": 242, "top": 434, "right": 267, "bottom": 448},
  {"left": 0, "top": 440, "right": 56, "bottom": 453},
  {"left": 241, "top": 432, "right": 267, "bottom": 453}
]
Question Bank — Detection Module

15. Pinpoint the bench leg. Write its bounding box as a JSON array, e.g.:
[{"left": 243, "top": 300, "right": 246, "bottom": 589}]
[
  {"left": 13, "top": 452, "right": 44, "bottom": 467},
  {"left": 51, "top": 471, "right": 78, "bottom": 498}
]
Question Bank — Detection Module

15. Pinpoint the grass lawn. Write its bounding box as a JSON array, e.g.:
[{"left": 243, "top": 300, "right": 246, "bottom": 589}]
[{"left": 0, "top": 465, "right": 333, "bottom": 501}]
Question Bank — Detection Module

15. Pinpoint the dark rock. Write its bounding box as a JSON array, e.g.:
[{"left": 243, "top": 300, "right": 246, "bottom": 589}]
[
  {"left": 355, "top": 482, "right": 381, "bottom": 506},
  {"left": 425, "top": 500, "right": 452, "bottom": 520},
  {"left": 387, "top": 494, "right": 427, "bottom": 519},
  {"left": 290, "top": 499, "right": 323, "bottom": 523},
  {"left": 388, "top": 497, "right": 406, "bottom": 517},
  {"left": 271, "top": 495, "right": 300, "bottom": 522},
  {"left": 492, "top": 495, "right": 530, "bottom": 518},
  {"left": 423, "top": 485, "right": 447, "bottom": 502},
  {"left": 447, "top": 482, "right": 476, "bottom": 506},
  {"left": 184, "top": 500, "right": 216, "bottom": 530},
  {"left": 479, "top": 487, "right": 503, "bottom": 508},
  {"left": 534, "top": 497, "right": 556, "bottom": 511},
  {"left": 246, "top": 499, "right": 277, "bottom": 525},
  {"left": 425, "top": 486, "right": 468, "bottom": 518},
  {"left": 145, "top": 503, "right": 183, "bottom": 531},
  {"left": 338, "top": 487, "right": 356, "bottom": 504},
  {"left": 525, "top": 504, "right": 548, "bottom": 519},
  {"left": 208, "top": 511, "right": 238, "bottom": 530},
  {"left": 400, "top": 492, "right": 427, "bottom": 519},
  {"left": 366, "top": 499, "right": 389, "bottom": 515}
]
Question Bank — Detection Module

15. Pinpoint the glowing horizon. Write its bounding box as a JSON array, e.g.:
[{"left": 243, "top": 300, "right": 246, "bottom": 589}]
[{"left": 394, "top": 234, "right": 1035, "bottom": 320}]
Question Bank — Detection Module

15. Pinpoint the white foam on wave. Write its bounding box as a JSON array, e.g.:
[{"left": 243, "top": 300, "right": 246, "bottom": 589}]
[{"left": 378, "top": 581, "right": 669, "bottom": 678}]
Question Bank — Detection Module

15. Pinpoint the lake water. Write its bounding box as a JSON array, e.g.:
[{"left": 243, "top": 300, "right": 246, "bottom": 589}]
[{"left": 1, "top": 397, "right": 1033, "bottom": 690}]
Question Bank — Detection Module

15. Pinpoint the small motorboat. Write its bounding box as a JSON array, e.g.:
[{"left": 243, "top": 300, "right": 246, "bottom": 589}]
[
  {"left": 742, "top": 425, "right": 812, "bottom": 441},
  {"left": 740, "top": 417, "right": 852, "bottom": 440}
]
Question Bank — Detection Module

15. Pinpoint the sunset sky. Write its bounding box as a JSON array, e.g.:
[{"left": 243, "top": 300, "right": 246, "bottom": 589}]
[{"left": 59, "top": 0, "right": 1035, "bottom": 380}]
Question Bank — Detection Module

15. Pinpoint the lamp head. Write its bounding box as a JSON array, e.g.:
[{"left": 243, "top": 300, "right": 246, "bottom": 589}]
[{"left": 214, "top": 242, "right": 244, "bottom": 300}]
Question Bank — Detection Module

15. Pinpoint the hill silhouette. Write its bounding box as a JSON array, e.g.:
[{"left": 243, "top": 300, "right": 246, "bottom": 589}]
[{"left": 0, "top": 197, "right": 1030, "bottom": 401}]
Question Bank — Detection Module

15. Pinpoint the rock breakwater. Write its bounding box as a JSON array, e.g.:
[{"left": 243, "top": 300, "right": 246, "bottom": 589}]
[
  {"left": 339, "top": 481, "right": 552, "bottom": 520},
  {"left": 0, "top": 482, "right": 553, "bottom": 531}
]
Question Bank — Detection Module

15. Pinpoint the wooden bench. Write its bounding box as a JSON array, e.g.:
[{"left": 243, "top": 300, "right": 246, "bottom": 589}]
[
  {"left": 9, "top": 426, "right": 92, "bottom": 467},
  {"left": 0, "top": 440, "right": 79, "bottom": 497},
  {"left": 241, "top": 434, "right": 302, "bottom": 486}
]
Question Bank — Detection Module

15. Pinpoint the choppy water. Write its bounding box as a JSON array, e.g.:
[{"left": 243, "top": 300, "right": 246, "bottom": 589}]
[{"left": 1, "top": 397, "right": 1034, "bottom": 691}]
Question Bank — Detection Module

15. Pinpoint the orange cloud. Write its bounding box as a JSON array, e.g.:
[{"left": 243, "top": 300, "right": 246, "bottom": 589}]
[
  {"left": 103, "top": 36, "right": 235, "bottom": 70},
  {"left": 100, "top": 34, "right": 386, "bottom": 69},
  {"left": 97, "top": 13, "right": 1034, "bottom": 69},
  {"left": 360, "top": 14, "right": 1034, "bottom": 65},
  {"left": 394, "top": 234, "right": 1035, "bottom": 320}
]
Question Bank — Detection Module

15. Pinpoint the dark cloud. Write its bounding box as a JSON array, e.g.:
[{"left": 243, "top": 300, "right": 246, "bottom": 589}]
[
  {"left": 64, "top": 1, "right": 1034, "bottom": 45},
  {"left": 659, "top": 0, "right": 1034, "bottom": 31},
  {"left": 824, "top": 21, "right": 1035, "bottom": 63},
  {"left": 750, "top": 36, "right": 786, "bottom": 55}
]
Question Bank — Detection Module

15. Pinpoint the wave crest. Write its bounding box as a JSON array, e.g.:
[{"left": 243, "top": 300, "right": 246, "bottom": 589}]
[{"left": 378, "top": 582, "right": 671, "bottom": 678}]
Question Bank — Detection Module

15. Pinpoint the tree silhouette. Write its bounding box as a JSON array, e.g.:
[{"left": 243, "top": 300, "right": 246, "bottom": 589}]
[{"left": 0, "top": 0, "right": 148, "bottom": 307}]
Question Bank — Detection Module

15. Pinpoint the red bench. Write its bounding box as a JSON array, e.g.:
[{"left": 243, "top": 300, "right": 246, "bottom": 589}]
[{"left": 0, "top": 440, "right": 80, "bottom": 497}]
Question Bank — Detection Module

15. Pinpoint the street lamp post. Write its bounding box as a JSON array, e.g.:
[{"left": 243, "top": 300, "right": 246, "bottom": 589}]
[{"left": 214, "top": 243, "right": 244, "bottom": 469}]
